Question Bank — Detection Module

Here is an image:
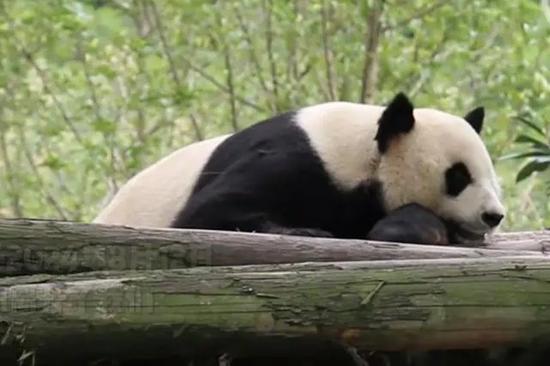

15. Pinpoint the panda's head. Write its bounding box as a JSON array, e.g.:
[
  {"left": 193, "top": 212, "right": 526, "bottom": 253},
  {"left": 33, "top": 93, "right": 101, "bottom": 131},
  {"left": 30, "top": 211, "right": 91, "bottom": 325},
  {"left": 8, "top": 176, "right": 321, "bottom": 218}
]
[{"left": 375, "top": 93, "right": 505, "bottom": 243}]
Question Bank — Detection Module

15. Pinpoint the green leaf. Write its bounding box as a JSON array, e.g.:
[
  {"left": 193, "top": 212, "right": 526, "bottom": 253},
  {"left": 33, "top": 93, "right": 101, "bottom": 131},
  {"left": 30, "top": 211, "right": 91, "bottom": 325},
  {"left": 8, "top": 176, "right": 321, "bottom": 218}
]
[
  {"left": 500, "top": 149, "right": 550, "bottom": 161},
  {"left": 174, "top": 88, "right": 195, "bottom": 105},
  {"left": 514, "top": 134, "right": 549, "bottom": 149},
  {"left": 515, "top": 115, "right": 545, "bottom": 136},
  {"left": 40, "top": 155, "right": 66, "bottom": 170},
  {"left": 92, "top": 119, "right": 117, "bottom": 134},
  {"left": 516, "top": 161, "right": 550, "bottom": 182}
]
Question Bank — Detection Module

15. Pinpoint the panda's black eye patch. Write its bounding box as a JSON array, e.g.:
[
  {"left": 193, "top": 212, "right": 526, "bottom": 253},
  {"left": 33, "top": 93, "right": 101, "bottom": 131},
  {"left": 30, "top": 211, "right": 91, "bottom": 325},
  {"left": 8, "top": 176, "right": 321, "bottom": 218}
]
[{"left": 445, "top": 162, "right": 472, "bottom": 197}]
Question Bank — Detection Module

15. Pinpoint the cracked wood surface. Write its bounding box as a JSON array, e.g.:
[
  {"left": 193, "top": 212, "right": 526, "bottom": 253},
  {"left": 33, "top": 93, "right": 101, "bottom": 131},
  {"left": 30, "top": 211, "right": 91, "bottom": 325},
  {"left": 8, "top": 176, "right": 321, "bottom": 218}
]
[
  {"left": 0, "top": 219, "right": 548, "bottom": 276},
  {"left": 1, "top": 256, "right": 550, "bottom": 362}
]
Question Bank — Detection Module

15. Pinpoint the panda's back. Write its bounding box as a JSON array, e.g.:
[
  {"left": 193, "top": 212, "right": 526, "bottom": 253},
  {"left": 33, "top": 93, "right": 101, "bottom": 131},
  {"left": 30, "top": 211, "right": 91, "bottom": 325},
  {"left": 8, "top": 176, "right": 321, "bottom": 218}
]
[
  {"left": 93, "top": 134, "right": 230, "bottom": 227},
  {"left": 194, "top": 102, "right": 385, "bottom": 192},
  {"left": 188, "top": 111, "right": 310, "bottom": 194}
]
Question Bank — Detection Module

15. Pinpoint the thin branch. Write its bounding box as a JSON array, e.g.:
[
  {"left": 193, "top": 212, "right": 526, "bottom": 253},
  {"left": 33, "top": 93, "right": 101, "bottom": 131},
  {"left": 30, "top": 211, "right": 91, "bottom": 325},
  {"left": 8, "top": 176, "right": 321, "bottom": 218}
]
[
  {"left": 135, "top": 108, "right": 147, "bottom": 143},
  {"left": 129, "top": 3, "right": 159, "bottom": 144},
  {"left": 213, "top": 8, "right": 239, "bottom": 132},
  {"left": 0, "top": 124, "right": 23, "bottom": 217},
  {"left": 77, "top": 37, "right": 120, "bottom": 192},
  {"left": 405, "top": 32, "right": 449, "bottom": 97},
  {"left": 77, "top": 38, "right": 102, "bottom": 121},
  {"left": 0, "top": 5, "right": 84, "bottom": 144},
  {"left": 470, "top": 24, "right": 501, "bottom": 63},
  {"left": 359, "top": 1, "right": 383, "bottom": 104},
  {"left": 16, "top": 126, "right": 68, "bottom": 220},
  {"left": 189, "top": 114, "right": 204, "bottom": 141},
  {"left": 181, "top": 56, "right": 264, "bottom": 112},
  {"left": 223, "top": 47, "right": 239, "bottom": 132},
  {"left": 321, "top": 0, "right": 336, "bottom": 100},
  {"left": 1, "top": 75, "right": 69, "bottom": 219},
  {"left": 148, "top": 0, "right": 208, "bottom": 143},
  {"left": 264, "top": 0, "right": 279, "bottom": 111},
  {"left": 150, "top": 1, "right": 263, "bottom": 116},
  {"left": 234, "top": 7, "right": 270, "bottom": 94},
  {"left": 133, "top": 0, "right": 153, "bottom": 37},
  {"left": 148, "top": 0, "right": 181, "bottom": 86},
  {"left": 283, "top": 0, "right": 302, "bottom": 97},
  {"left": 22, "top": 50, "right": 84, "bottom": 144},
  {"left": 42, "top": 139, "right": 74, "bottom": 198},
  {"left": 314, "top": 67, "right": 331, "bottom": 101}
]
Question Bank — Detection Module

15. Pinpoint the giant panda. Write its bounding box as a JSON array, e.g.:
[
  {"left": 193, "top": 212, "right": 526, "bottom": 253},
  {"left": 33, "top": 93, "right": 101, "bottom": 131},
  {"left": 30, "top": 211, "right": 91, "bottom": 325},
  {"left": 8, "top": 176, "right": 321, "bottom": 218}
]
[{"left": 93, "top": 92, "right": 505, "bottom": 244}]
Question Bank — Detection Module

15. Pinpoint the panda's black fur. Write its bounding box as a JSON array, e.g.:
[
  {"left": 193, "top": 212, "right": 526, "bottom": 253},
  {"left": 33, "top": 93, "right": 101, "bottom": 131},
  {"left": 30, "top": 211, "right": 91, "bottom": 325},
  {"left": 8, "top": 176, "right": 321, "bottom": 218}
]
[
  {"left": 172, "top": 110, "right": 386, "bottom": 239},
  {"left": 367, "top": 203, "right": 451, "bottom": 245}
]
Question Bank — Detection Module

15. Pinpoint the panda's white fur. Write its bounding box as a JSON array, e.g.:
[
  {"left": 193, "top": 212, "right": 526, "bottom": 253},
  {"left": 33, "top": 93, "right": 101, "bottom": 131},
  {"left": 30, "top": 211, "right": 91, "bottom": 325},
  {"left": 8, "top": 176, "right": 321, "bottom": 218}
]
[
  {"left": 93, "top": 134, "right": 230, "bottom": 227},
  {"left": 94, "top": 95, "right": 504, "bottom": 241},
  {"left": 376, "top": 107, "right": 503, "bottom": 237}
]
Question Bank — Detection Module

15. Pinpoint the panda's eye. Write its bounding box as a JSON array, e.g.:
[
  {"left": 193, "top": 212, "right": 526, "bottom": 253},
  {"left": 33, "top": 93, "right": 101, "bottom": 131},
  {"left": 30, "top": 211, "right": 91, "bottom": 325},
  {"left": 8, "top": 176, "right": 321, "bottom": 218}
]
[{"left": 445, "top": 162, "right": 472, "bottom": 197}]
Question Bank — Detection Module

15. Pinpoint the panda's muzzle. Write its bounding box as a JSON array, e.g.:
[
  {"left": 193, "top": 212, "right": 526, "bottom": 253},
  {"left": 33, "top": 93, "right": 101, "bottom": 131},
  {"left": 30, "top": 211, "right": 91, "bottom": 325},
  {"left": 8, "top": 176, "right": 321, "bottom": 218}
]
[{"left": 481, "top": 211, "right": 504, "bottom": 228}]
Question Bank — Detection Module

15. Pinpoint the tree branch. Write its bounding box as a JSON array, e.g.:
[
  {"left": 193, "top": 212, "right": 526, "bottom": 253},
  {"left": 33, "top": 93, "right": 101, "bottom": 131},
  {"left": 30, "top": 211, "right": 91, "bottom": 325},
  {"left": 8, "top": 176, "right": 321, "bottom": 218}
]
[
  {"left": 212, "top": 10, "right": 240, "bottom": 133},
  {"left": 234, "top": 7, "right": 270, "bottom": 95},
  {"left": 404, "top": 31, "right": 449, "bottom": 98},
  {"left": 77, "top": 37, "right": 120, "bottom": 194},
  {"left": 0, "top": 123, "right": 22, "bottom": 217},
  {"left": 189, "top": 113, "right": 204, "bottom": 141},
  {"left": 0, "top": 4, "right": 85, "bottom": 145},
  {"left": 180, "top": 56, "right": 265, "bottom": 112},
  {"left": 148, "top": 0, "right": 181, "bottom": 87},
  {"left": 23, "top": 50, "right": 84, "bottom": 144},
  {"left": 15, "top": 128, "right": 68, "bottom": 220},
  {"left": 148, "top": 0, "right": 207, "bottom": 141},
  {"left": 148, "top": 2, "right": 263, "bottom": 113},
  {"left": 263, "top": 0, "right": 279, "bottom": 111},
  {"left": 321, "top": 0, "right": 337, "bottom": 100},
  {"left": 359, "top": 1, "right": 383, "bottom": 104},
  {"left": 224, "top": 48, "right": 239, "bottom": 132}
]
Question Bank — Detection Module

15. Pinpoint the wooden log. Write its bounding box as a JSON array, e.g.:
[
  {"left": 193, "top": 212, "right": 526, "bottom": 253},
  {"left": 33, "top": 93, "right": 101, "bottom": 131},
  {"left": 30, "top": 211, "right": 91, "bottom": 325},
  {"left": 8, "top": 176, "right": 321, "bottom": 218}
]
[
  {"left": 2, "top": 256, "right": 550, "bottom": 363},
  {"left": 0, "top": 219, "right": 548, "bottom": 276},
  {"left": 484, "top": 230, "right": 550, "bottom": 251}
]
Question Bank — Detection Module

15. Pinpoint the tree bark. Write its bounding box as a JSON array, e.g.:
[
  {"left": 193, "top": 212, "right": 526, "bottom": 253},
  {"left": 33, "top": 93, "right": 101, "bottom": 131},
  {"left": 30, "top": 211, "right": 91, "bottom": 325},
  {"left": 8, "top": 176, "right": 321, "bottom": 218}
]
[
  {"left": 1, "top": 256, "right": 550, "bottom": 363},
  {"left": 0, "top": 219, "right": 548, "bottom": 276}
]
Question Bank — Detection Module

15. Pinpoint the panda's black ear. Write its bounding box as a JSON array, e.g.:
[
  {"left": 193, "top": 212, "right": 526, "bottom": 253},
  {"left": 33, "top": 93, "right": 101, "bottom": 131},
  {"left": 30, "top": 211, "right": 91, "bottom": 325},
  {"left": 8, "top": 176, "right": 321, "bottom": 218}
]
[
  {"left": 375, "top": 92, "right": 415, "bottom": 153},
  {"left": 464, "top": 107, "right": 484, "bottom": 134}
]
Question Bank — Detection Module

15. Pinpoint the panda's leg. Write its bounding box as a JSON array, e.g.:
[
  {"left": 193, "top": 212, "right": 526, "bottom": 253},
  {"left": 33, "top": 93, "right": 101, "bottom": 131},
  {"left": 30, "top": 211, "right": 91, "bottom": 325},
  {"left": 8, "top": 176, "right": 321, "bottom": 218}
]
[
  {"left": 173, "top": 150, "right": 334, "bottom": 238},
  {"left": 175, "top": 185, "right": 333, "bottom": 237}
]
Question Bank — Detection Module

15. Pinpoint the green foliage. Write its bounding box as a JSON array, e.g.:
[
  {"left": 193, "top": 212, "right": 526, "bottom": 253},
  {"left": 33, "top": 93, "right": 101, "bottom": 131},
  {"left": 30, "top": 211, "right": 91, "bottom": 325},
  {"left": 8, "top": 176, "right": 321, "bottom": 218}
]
[
  {"left": 0, "top": 0, "right": 548, "bottom": 230},
  {"left": 501, "top": 115, "right": 550, "bottom": 182}
]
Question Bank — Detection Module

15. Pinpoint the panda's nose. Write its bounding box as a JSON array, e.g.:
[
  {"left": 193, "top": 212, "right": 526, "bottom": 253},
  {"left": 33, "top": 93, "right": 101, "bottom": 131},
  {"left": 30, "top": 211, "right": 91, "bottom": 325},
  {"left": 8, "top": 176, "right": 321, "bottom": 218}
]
[{"left": 482, "top": 212, "right": 504, "bottom": 228}]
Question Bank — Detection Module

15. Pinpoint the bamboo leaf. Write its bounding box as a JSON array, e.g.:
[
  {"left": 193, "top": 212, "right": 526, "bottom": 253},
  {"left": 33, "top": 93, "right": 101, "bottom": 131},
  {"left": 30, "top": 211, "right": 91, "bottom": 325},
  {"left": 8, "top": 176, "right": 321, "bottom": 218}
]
[
  {"left": 515, "top": 134, "right": 549, "bottom": 149},
  {"left": 515, "top": 115, "right": 545, "bottom": 136},
  {"left": 516, "top": 161, "right": 550, "bottom": 182},
  {"left": 499, "top": 150, "right": 550, "bottom": 161}
]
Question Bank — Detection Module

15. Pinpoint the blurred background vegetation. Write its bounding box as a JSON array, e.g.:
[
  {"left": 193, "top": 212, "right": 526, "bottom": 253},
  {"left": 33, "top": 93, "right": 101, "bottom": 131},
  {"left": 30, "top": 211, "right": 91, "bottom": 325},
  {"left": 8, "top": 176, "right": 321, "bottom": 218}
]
[{"left": 0, "top": 0, "right": 548, "bottom": 230}]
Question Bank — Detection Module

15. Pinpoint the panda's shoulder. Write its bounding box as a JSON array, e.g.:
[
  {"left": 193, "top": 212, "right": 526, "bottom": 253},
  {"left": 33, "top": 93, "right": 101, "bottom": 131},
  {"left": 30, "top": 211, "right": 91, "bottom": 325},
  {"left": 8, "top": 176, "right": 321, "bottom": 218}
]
[
  {"left": 296, "top": 102, "right": 384, "bottom": 132},
  {"left": 205, "top": 101, "right": 383, "bottom": 172}
]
